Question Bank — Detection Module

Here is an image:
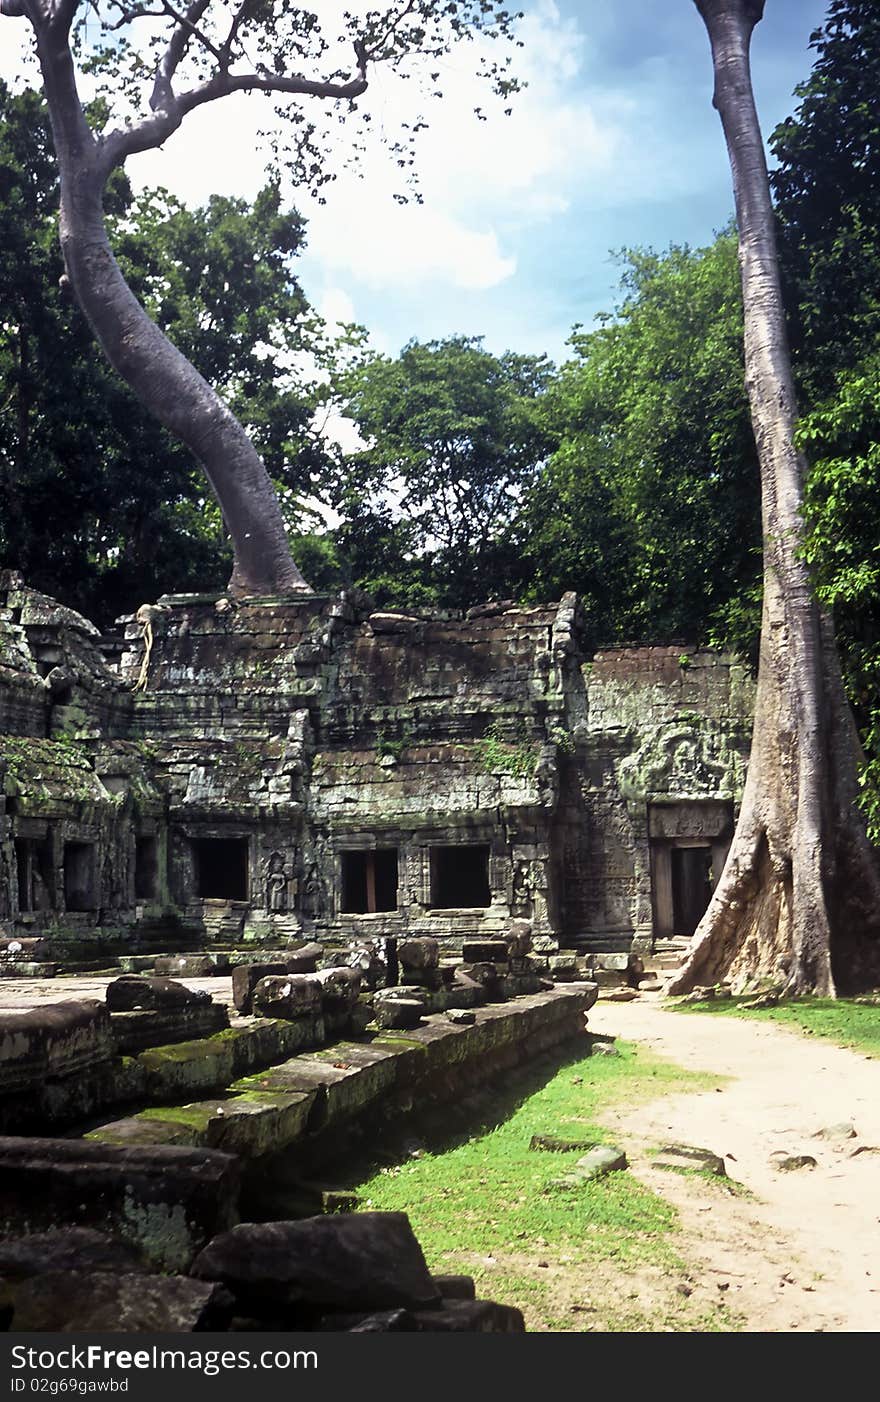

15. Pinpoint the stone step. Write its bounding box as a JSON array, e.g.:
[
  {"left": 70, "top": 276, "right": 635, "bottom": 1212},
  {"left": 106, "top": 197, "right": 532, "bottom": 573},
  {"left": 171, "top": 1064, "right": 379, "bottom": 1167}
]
[
  {"left": 0, "top": 962, "right": 57, "bottom": 979},
  {"left": 85, "top": 988, "right": 593, "bottom": 1166}
]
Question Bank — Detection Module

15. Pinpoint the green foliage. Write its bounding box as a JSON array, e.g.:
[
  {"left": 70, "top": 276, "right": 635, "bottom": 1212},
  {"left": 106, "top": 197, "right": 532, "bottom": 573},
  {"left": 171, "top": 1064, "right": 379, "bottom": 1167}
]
[
  {"left": 476, "top": 719, "right": 539, "bottom": 779},
  {"left": 771, "top": 0, "right": 880, "bottom": 405},
  {"left": 771, "top": 4, "right": 880, "bottom": 837},
  {"left": 515, "top": 235, "right": 762, "bottom": 651},
  {"left": 330, "top": 336, "right": 556, "bottom": 609}
]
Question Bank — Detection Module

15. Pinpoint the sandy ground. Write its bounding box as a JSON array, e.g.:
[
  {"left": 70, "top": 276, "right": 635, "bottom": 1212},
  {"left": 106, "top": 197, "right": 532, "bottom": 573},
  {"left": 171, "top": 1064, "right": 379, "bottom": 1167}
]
[{"left": 588, "top": 995, "right": 880, "bottom": 1332}]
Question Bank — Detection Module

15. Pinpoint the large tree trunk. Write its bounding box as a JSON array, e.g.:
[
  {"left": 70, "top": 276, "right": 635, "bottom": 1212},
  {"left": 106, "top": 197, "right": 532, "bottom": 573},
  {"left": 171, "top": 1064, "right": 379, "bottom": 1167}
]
[
  {"left": 32, "top": 18, "right": 310, "bottom": 600},
  {"left": 667, "top": 0, "right": 880, "bottom": 996}
]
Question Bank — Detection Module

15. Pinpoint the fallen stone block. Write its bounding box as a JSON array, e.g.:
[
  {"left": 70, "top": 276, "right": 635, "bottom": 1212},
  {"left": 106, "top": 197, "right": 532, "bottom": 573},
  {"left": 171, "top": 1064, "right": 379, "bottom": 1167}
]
[
  {"left": 106, "top": 975, "right": 212, "bottom": 1012},
  {"left": 770, "top": 1153, "right": 817, "bottom": 1172},
  {"left": 0, "top": 999, "right": 113, "bottom": 1096},
  {"left": 232, "top": 963, "right": 288, "bottom": 1015},
  {"left": 505, "top": 921, "right": 533, "bottom": 960},
  {"left": 315, "top": 966, "right": 361, "bottom": 1009},
  {"left": 285, "top": 942, "right": 322, "bottom": 975},
  {"left": 414, "top": 1299, "right": 525, "bottom": 1332},
  {"left": 252, "top": 974, "right": 322, "bottom": 1021},
  {"left": 561, "top": 1145, "right": 628, "bottom": 1183},
  {"left": 6, "top": 1272, "right": 232, "bottom": 1332},
  {"left": 191, "top": 1213, "right": 440, "bottom": 1313},
  {"left": 446, "top": 1008, "right": 476, "bottom": 1026},
  {"left": 154, "top": 955, "right": 218, "bottom": 978},
  {"left": 374, "top": 988, "right": 427, "bottom": 1030},
  {"left": 398, "top": 938, "right": 440, "bottom": 974},
  {"left": 110, "top": 1002, "right": 229, "bottom": 1056},
  {"left": 323, "top": 1308, "right": 417, "bottom": 1332},
  {"left": 432, "top": 1275, "right": 476, "bottom": 1301},
  {"left": 530, "top": 1134, "right": 600, "bottom": 1153},
  {"left": 0, "top": 1228, "right": 145, "bottom": 1280},
  {"left": 654, "top": 1144, "right": 727, "bottom": 1177},
  {"left": 813, "top": 1122, "right": 857, "bottom": 1142},
  {"left": 0, "top": 1136, "right": 239, "bottom": 1271},
  {"left": 548, "top": 954, "right": 579, "bottom": 982}
]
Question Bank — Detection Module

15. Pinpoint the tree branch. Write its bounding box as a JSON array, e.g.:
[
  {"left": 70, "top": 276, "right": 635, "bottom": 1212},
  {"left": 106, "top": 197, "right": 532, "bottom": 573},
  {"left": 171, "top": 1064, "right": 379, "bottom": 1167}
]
[
  {"left": 149, "top": 0, "right": 212, "bottom": 111},
  {"left": 103, "top": 48, "right": 369, "bottom": 173}
]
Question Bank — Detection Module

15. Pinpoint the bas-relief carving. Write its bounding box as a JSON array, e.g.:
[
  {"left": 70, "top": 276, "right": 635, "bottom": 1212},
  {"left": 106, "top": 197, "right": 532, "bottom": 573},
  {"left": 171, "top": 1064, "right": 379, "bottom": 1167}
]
[
  {"left": 648, "top": 802, "right": 732, "bottom": 840},
  {"left": 617, "top": 723, "right": 746, "bottom": 806},
  {"left": 262, "top": 849, "right": 297, "bottom": 912}
]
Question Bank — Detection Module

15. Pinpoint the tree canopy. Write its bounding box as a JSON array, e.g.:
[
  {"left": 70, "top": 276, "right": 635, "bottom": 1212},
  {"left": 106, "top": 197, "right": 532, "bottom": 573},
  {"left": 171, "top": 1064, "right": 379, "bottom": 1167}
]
[{"left": 332, "top": 336, "right": 556, "bottom": 610}]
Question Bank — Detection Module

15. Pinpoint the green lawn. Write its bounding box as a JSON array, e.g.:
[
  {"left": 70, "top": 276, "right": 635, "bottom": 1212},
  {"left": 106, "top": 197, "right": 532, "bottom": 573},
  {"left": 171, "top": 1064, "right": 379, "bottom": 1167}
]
[
  {"left": 671, "top": 995, "right": 880, "bottom": 1055},
  {"left": 350, "top": 1043, "right": 739, "bottom": 1331}
]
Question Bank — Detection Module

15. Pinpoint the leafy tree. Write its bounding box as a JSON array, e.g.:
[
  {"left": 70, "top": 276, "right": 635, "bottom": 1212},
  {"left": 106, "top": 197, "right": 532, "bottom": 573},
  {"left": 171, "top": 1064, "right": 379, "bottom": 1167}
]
[
  {"left": 770, "top": 1, "right": 880, "bottom": 843},
  {"left": 1, "top": 0, "right": 521, "bottom": 596},
  {"left": 770, "top": 0, "right": 880, "bottom": 405},
  {"left": 517, "top": 235, "right": 761, "bottom": 650},
  {"left": 0, "top": 81, "right": 323, "bottom": 622},
  {"left": 334, "top": 336, "right": 556, "bottom": 609},
  {"left": 669, "top": 0, "right": 880, "bottom": 998}
]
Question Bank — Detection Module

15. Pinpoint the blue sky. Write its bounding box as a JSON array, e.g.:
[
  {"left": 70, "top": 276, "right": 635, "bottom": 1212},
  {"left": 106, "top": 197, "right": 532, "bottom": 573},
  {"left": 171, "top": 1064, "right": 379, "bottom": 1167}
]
[{"left": 1, "top": 0, "right": 830, "bottom": 365}]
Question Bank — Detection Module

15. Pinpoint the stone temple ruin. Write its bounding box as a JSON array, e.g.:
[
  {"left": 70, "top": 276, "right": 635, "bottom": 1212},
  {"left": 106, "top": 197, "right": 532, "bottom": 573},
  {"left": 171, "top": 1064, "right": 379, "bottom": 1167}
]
[
  {"left": 0, "top": 572, "right": 753, "bottom": 964},
  {"left": 0, "top": 571, "right": 755, "bottom": 1331}
]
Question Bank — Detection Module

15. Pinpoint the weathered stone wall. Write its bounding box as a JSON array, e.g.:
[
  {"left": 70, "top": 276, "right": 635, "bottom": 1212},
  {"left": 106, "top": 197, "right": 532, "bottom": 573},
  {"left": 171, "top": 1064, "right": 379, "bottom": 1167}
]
[
  {"left": 557, "top": 646, "right": 754, "bottom": 948},
  {"left": 0, "top": 575, "right": 755, "bottom": 955}
]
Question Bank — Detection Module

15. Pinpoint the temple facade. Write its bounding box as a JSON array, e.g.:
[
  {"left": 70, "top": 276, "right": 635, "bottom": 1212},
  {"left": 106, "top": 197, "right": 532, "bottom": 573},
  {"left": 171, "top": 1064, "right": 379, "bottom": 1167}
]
[{"left": 0, "top": 572, "right": 755, "bottom": 961}]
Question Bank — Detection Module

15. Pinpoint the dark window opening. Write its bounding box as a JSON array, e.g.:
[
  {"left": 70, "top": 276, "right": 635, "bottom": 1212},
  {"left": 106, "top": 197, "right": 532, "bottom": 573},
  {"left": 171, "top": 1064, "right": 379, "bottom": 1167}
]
[
  {"left": 194, "top": 837, "right": 249, "bottom": 901},
  {"left": 15, "top": 838, "right": 54, "bottom": 912},
  {"left": 341, "top": 849, "right": 398, "bottom": 914},
  {"left": 671, "top": 845, "right": 714, "bottom": 936},
  {"left": 430, "top": 845, "right": 491, "bottom": 909},
  {"left": 64, "top": 842, "right": 97, "bottom": 912},
  {"left": 135, "top": 836, "right": 159, "bottom": 900}
]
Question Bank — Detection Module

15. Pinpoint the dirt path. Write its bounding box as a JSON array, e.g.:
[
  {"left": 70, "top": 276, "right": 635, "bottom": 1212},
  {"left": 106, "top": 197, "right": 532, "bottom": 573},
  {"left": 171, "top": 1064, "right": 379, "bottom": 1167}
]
[{"left": 588, "top": 995, "right": 880, "bottom": 1332}]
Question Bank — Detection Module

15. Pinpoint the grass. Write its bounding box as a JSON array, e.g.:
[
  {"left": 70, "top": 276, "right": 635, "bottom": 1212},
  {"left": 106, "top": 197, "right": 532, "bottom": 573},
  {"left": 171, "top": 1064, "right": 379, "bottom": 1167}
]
[
  {"left": 348, "top": 1042, "right": 741, "bottom": 1331},
  {"left": 671, "top": 995, "right": 880, "bottom": 1056}
]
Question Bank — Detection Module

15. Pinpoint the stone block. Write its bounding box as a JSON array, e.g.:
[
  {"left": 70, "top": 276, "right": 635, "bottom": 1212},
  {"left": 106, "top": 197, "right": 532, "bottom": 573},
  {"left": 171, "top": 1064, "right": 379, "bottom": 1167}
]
[
  {"left": 654, "top": 1144, "right": 726, "bottom": 1177},
  {"left": 432, "top": 1274, "right": 476, "bottom": 1300},
  {"left": 315, "top": 966, "right": 361, "bottom": 1009},
  {"left": 6, "top": 1272, "right": 233, "bottom": 1332},
  {"left": 505, "top": 921, "right": 533, "bottom": 959},
  {"left": 374, "top": 993, "right": 425, "bottom": 1030},
  {"left": 398, "top": 938, "right": 440, "bottom": 974},
  {"left": 106, "top": 975, "right": 212, "bottom": 1012},
  {"left": 191, "top": 1213, "right": 440, "bottom": 1313},
  {"left": 414, "top": 1299, "right": 525, "bottom": 1332},
  {"left": 110, "top": 1003, "right": 229, "bottom": 1055},
  {"left": 154, "top": 955, "right": 216, "bottom": 978},
  {"left": 252, "top": 974, "right": 323, "bottom": 1021},
  {"left": 0, "top": 1137, "right": 240, "bottom": 1271},
  {"left": 285, "top": 942, "right": 322, "bottom": 975},
  {"left": 232, "top": 963, "right": 288, "bottom": 1015},
  {"left": 0, "top": 1229, "right": 145, "bottom": 1280},
  {"left": 0, "top": 1000, "right": 112, "bottom": 1096}
]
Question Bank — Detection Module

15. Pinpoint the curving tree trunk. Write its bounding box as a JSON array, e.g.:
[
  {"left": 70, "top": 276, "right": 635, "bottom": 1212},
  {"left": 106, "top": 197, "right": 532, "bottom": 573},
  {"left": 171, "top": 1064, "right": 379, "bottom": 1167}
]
[
  {"left": 668, "top": 0, "right": 880, "bottom": 996},
  {"left": 20, "top": 0, "right": 312, "bottom": 599}
]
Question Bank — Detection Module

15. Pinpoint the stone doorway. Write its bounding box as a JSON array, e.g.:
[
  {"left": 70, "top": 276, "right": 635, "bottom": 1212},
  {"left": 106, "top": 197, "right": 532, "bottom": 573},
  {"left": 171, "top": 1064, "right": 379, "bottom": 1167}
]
[
  {"left": 649, "top": 800, "right": 733, "bottom": 943},
  {"left": 670, "top": 843, "right": 714, "bottom": 936}
]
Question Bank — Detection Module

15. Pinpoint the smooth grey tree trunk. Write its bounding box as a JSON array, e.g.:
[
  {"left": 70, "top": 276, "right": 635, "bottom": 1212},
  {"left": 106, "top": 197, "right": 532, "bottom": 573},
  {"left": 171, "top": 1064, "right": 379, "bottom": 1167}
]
[
  {"left": 23, "top": 1, "right": 310, "bottom": 599},
  {"left": 668, "top": 0, "right": 880, "bottom": 996}
]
